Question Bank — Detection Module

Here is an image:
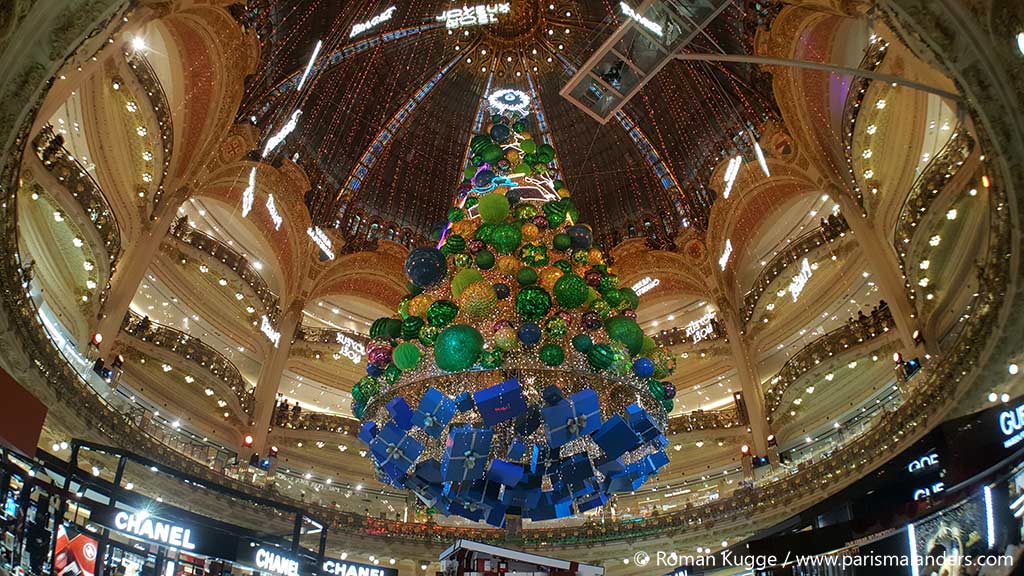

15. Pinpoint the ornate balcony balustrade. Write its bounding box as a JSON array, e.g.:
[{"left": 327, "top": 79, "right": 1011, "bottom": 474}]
[
  {"left": 122, "top": 310, "right": 255, "bottom": 415},
  {"left": 124, "top": 50, "right": 174, "bottom": 210},
  {"left": 841, "top": 37, "right": 889, "bottom": 207},
  {"left": 894, "top": 126, "right": 975, "bottom": 264},
  {"left": 668, "top": 405, "right": 746, "bottom": 434},
  {"left": 764, "top": 305, "right": 896, "bottom": 416},
  {"left": 741, "top": 214, "right": 850, "bottom": 323},
  {"left": 272, "top": 410, "right": 358, "bottom": 435},
  {"left": 170, "top": 218, "right": 280, "bottom": 320},
  {"left": 32, "top": 127, "right": 122, "bottom": 263}
]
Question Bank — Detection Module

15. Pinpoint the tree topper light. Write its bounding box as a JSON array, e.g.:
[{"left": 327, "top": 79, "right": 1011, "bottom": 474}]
[{"left": 488, "top": 89, "right": 531, "bottom": 115}]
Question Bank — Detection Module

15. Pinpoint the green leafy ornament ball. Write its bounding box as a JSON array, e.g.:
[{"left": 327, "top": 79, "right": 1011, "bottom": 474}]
[{"left": 515, "top": 286, "right": 552, "bottom": 321}]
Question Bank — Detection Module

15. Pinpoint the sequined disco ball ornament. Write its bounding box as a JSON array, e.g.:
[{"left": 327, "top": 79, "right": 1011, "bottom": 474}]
[{"left": 359, "top": 94, "right": 674, "bottom": 528}]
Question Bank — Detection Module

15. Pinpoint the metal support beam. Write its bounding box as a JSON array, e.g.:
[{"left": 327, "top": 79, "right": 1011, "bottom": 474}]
[{"left": 674, "top": 52, "right": 962, "bottom": 102}]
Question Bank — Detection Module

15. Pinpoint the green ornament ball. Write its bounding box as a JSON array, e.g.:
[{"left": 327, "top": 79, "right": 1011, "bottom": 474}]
[
  {"left": 419, "top": 325, "right": 441, "bottom": 347},
  {"left": 603, "top": 288, "right": 624, "bottom": 308},
  {"left": 401, "top": 316, "right": 424, "bottom": 340},
  {"left": 434, "top": 324, "right": 484, "bottom": 372},
  {"left": 661, "top": 398, "right": 675, "bottom": 413},
  {"left": 480, "top": 348, "right": 504, "bottom": 369},
  {"left": 516, "top": 266, "right": 538, "bottom": 286},
  {"left": 398, "top": 296, "right": 411, "bottom": 319},
  {"left": 514, "top": 163, "right": 531, "bottom": 175},
  {"left": 513, "top": 203, "right": 539, "bottom": 220},
  {"left": 370, "top": 317, "right": 401, "bottom": 339},
  {"left": 641, "top": 335, "right": 657, "bottom": 355},
  {"left": 552, "top": 233, "right": 572, "bottom": 251},
  {"left": 553, "top": 259, "right": 572, "bottom": 273},
  {"left": 520, "top": 139, "right": 537, "bottom": 154},
  {"left": 553, "top": 273, "right": 588, "bottom": 309},
  {"left": 475, "top": 250, "right": 496, "bottom": 270},
  {"left": 454, "top": 253, "right": 472, "bottom": 268},
  {"left": 447, "top": 207, "right": 465, "bottom": 222},
  {"left": 519, "top": 243, "right": 549, "bottom": 267},
  {"left": 539, "top": 343, "right": 565, "bottom": 367},
  {"left": 444, "top": 234, "right": 466, "bottom": 253},
  {"left": 392, "top": 342, "right": 421, "bottom": 370},
  {"left": 571, "top": 333, "right": 594, "bottom": 353},
  {"left": 571, "top": 250, "right": 589, "bottom": 265},
  {"left": 590, "top": 299, "right": 612, "bottom": 319},
  {"left": 470, "top": 134, "right": 492, "bottom": 155},
  {"left": 647, "top": 379, "right": 666, "bottom": 400},
  {"left": 553, "top": 179, "right": 565, "bottom": 191},
  {"left": 463, "top": 166, "right": 478, "bottom": 181},
  {"left": 543, "top": 316, "right": 568, "bottom": 339},
  {"left": 490, "top": 222, "right": 523, "bottom": 254},
  {"left": 515, "top": 286, "right": 552, "bottom": 321},
  {"left": 620, "top": 287, "right": 640, "bottom": 310},
  {"left": 481, "top": 143, "right": 504, "bottom": 163},
  {"left": 464, "top": 196, "right": 479, "bottom": 209},
  {"left": 383, "top": 364, "right": 402, "bottom": 384},
  {"left": 604, "top": 315, "right": 644, "bottom": 356},
  {"left": 599, "top": 274, "right": 620, "bottom": 294},
  {"left": 544, "top": 202, "right": 568, "bottom": 227},
  {"left": 427, "top": 300, "right": 459, "bottom": 327},
  {"left": 452, "top": 268, "right": 485, "bottom": 299},
  {"left": 587, "top": 343, "right": 615, "bottom": 370},
  {"left": 478, "top": 193, "right": 510, "bottom": 224},
  {"left": 476, "top": 222, "right": 496, "bottom": 243}
]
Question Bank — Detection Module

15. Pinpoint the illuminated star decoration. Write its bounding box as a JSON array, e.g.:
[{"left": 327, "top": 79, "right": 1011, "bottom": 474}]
[{"left": 487, "top": 89, "right": 532, "bottom": 116}]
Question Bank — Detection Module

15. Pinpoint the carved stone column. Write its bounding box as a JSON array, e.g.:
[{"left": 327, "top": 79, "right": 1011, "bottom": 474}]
[
  {"left": 719, "top": 300, "right": 771, "bottom": 455},
  {"left": 834, "top": 190, "right": 926, "bottom": 355},
  {"left": 91, "top": 200, "right": 179, "bottom": 358},
  {"left": 251, "top": 300, "right": 303, "bottom": 454}
]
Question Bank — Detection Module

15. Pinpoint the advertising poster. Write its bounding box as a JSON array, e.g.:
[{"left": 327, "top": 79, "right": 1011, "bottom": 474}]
[{"left": 55, "top": 524, "right": 99, "bottom": 576}]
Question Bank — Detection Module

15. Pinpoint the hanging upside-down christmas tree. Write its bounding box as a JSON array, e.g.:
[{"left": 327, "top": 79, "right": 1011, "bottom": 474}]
[{"left": 355, "top": 88, "right": 677, "bottom": 526}]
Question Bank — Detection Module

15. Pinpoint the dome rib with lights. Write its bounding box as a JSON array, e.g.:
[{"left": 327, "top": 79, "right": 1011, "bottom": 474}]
[{"left": 355, "top": 91, "right": 677, "bottom": 526}]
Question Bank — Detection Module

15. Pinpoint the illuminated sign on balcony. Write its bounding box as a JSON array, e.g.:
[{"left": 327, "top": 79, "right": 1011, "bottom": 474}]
[
  {"left": 263, "top": 110, "right": 302, "bottom": 158},
  {"left": 337, "top": 333, "right": 365, "bottom": 364},
  {"left": 722, "top": 155, "right": 741, "bottom": 199},
  {"left": 787, "top": 258, "right": 814, "bottom": 302},
  {"left": 719, "top": 239, "right": 733, "bottom": 270},
  {"left": 1000, "top": 403, "right": 1024, "bottom": 448},
  {"left": 631, "top": 276, "right": 660, "bottom": 296},
  {"left": 307, "top": 226, "right": 335, "bottom": 260},
  {"left": 261, "top": 315, "right": 281, "bottom": 348},
  {"left": 351, "top": 6, "right": 397, "bottom": 38},
  {"left": 436, "top": 4, "right": 510, "bottom": 30},
  {"left": 685, "top": 312, "right": 716, "bottom": 344},
  {"left": 242, "top": 167, "right": 256, "bottom": 218},
  {"left": 266, "top": 194, "right": 283, "bottom": 230},
  {"left": 620, "top": 2, "right": 663, "bottom": 37}
]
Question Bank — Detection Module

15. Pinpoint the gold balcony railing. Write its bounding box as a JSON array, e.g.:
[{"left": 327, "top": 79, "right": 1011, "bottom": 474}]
[
  {"left": 123, "top": 310, "right": 255, "bottom": 415},
  {"left": 764, "top": 305, "right": 896, "bottom": 416}
]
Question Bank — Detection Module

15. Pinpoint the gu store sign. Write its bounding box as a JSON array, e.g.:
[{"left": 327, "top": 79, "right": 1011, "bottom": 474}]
[{"left": 322, "top": 558, "right": 398, "bottom": 576}]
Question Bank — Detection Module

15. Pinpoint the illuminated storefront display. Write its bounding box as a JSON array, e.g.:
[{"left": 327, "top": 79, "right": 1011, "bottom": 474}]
[
  {"left": 787, "top": 258, "right": 814, "bottom": 302},
  {"left": 322, "top": 558, "right": 397, "bottom": 576},
  {"left": 1000, "top": 403, "right": 1024, "bottom": 449}
]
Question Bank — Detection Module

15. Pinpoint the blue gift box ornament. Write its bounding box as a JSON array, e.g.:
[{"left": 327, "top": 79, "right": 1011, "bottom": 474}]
[
  {"left": 473, "top": 378, "right": 528, "bottom": 427},
  {"left": 412, "top": 387, "right": 456, "bottom": 438},
  {"left": 368, "top": 421, "right": 424, "bottom": 483},
  {"left": 626, "top": 403, "right": 666, "bottom": 447},
  {"left": 592, "top": 414, "right": 643, "bottom": 460},
  {"left": 441, "top": 425, "right": 494, "bottom": 482},
  {"left": 357, "top": 421, "right": 379, "bottom": 445},
  {"left": 454, "top": 391, "right": 474, "bottom": 413},
  {"left": 558, "top": 453, "right": 595, "bottom": 492},
  {"left": 487, "top": 458, "right": 525, "bottom": 486},
  {"left": 542, "top": 388, "right": 602, "bottom": 448},
  {"left": 386, "top": 397, "right": 415, "bottom": 431}
]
